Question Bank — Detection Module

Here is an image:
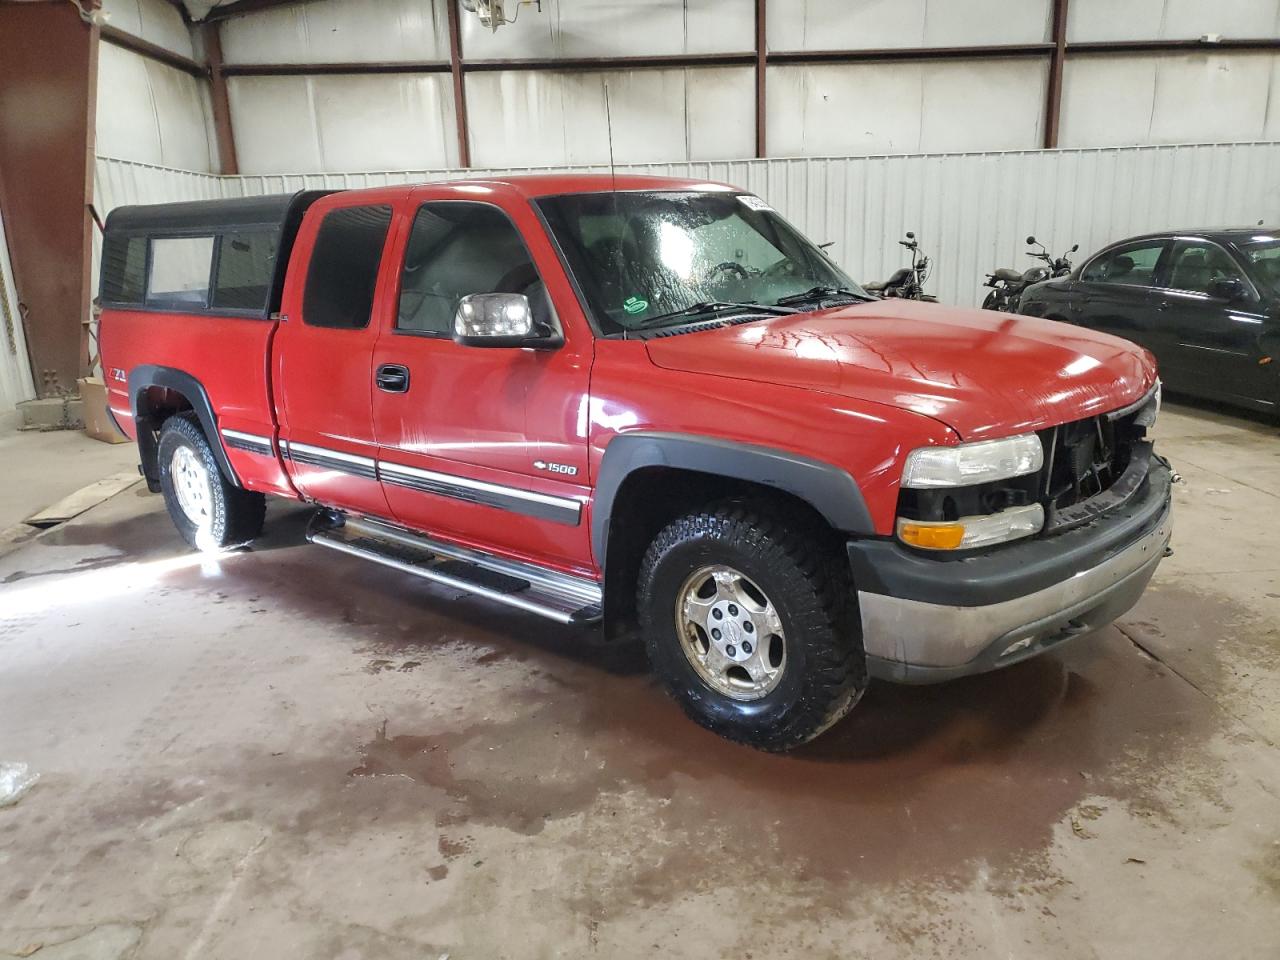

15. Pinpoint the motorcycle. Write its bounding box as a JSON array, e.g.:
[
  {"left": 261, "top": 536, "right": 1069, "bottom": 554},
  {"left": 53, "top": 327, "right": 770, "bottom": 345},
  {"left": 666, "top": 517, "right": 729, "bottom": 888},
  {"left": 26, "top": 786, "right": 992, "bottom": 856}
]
[
  {"left": 982, "top": 235, "right": 1078, "bottom": 313},
  {"left": 865, "top": 232, "right": 938, "bottom": 302}
]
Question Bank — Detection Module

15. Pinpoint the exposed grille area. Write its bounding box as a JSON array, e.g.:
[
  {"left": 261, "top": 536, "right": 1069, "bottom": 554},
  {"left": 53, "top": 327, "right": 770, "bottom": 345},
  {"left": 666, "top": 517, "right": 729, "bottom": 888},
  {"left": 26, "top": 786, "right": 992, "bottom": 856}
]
[
  {"left": 896, "top": 385, "right": 1159, "bottom": 541},
  {"left": 1037, "top": 408, "right": 1151, "bottom": 533}
]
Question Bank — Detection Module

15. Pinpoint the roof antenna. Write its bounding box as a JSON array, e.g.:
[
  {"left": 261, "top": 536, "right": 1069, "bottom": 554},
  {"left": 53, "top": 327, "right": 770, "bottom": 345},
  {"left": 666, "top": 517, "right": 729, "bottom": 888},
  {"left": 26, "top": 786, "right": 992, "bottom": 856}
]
[{"left": 603, "top": 80, "right": 617, "bottom": 190}]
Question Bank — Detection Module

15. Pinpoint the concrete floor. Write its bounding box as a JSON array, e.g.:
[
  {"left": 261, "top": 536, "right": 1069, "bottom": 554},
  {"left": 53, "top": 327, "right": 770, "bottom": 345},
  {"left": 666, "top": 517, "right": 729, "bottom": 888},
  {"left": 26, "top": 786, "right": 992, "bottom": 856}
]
[
  {"left": 0, "top": 422, "right": 136, "bottom": 532},
  {"left": 0, "top": 401, "right": 1278, "bottom": 959}
]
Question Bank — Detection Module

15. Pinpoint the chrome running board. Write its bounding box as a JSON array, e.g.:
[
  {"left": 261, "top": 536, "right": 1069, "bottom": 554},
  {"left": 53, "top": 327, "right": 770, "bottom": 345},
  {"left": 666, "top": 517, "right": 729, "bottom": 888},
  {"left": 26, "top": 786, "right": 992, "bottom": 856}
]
[{"left": 307, "top": 512, "right": 602, "bottom": 625}]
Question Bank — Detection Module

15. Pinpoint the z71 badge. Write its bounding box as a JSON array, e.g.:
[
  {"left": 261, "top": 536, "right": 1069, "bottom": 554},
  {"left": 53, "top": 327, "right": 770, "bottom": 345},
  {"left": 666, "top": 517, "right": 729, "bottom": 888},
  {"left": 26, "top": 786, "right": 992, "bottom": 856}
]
[{"left": 533, "top": 460, "right": 578, "bottom": 477}]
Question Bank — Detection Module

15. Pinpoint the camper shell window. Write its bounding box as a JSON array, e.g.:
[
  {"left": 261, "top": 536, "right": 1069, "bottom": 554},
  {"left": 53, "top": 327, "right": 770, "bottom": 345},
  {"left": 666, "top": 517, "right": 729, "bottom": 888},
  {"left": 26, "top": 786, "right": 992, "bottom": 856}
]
[{"left": 98, "top": 190, "right": 329, "bottom": 318}]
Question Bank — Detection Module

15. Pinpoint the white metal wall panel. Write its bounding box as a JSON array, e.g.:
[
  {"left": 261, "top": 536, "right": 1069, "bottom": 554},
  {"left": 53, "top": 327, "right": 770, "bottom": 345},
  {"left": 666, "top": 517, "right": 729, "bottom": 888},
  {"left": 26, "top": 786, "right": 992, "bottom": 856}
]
[
  {"left": 768, "top": 59, "right": 1045, "bottom": 157},
  {"left": 93, "top": 142, "right": 1280, "bottom": 311},
  {"left": 101, "top": 0, "right": 194, "bottom": 59},
  {"left": 226, "top": 74, "right": 459, "bottom": 173},
  {"left": 1060, "top": 53, "right": 1279, "bottom": 148},
  {"left": 0, "top": 204, "right": 36, "bottom": 413},
  {"left": 219, "top": 0, "right": 449, "bottom": 64},
  {"left": 1067, "top": 0, "right": 1280, "bottom": 42},
  {"left": 466, "top": 67, "right": 754, "bottom": 168},
  {"left": 461, "top": 0, "right": 755, "bottom": 59},
  {"left": 96, "top": 43, "right": 217, "bottom": 172},
  {"left": 767, "top": 0, "right": 1052, "bottom": 51}
]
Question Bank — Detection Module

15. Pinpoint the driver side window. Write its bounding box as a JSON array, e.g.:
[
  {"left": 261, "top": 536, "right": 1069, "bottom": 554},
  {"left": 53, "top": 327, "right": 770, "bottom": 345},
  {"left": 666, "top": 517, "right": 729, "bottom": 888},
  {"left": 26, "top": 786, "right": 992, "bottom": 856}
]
[
  {"left": 1164, "top": 241, "right": 1246, "bottom": 296},
  {"left": 397, "top": 202, "right": 551, "bottom": 336}
]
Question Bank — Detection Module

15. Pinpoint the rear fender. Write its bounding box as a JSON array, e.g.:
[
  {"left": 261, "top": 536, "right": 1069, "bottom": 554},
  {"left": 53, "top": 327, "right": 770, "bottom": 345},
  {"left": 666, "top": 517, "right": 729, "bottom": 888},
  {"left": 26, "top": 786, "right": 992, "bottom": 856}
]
[{"left": 128, "top": 365, "right": 240, "bottom": 491}]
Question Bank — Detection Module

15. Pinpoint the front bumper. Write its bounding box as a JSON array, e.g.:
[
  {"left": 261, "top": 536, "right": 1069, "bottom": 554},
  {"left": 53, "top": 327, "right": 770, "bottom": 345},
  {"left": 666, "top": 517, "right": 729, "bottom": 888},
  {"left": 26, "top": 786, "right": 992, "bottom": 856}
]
[{"left": 849, "top": 459, "right": 1173, "bottom": 684}]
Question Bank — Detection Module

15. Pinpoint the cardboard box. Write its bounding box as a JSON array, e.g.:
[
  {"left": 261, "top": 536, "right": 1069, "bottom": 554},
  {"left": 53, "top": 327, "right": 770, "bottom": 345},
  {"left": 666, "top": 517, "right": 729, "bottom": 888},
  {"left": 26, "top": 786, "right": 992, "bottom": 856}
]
[{"left": 77, "top": 376, "right": 129, "bottom": 444}]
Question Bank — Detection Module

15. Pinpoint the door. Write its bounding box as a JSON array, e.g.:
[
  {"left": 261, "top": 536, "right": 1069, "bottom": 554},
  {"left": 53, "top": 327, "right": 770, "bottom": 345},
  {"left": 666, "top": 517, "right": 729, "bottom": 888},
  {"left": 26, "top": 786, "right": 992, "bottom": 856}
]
[
  {"left": 370, "top": 191, "right": 594, "bottom": 575},
  {"left": 274, "top": 193, "right": 403, "bottom": 516},
  {"left": 1070, "top": 239, "right": 1170, "bottom": 362},
  {"left": 1151, "top": 238, "right": 1274, "bottom": 404}
]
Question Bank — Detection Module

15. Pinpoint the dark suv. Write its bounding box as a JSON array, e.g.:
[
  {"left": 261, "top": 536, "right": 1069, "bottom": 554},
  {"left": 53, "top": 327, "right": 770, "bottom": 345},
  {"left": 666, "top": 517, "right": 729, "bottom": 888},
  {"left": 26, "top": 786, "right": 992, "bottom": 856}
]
[{"left": 1019, "top": 229, "right": 1280, "bottom": 414}]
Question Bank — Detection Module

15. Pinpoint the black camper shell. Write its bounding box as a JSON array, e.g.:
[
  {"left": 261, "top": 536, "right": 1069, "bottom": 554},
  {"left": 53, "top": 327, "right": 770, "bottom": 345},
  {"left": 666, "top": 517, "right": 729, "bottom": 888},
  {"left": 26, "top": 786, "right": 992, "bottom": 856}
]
[{"left": 99, "top": 190, "right": 329, "bottom": 318}]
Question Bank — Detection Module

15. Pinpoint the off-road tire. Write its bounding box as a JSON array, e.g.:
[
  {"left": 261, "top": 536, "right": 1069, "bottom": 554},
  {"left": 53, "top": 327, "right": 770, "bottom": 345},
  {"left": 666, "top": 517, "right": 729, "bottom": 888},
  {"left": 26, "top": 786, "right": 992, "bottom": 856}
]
[
  {"left": 157, "top": 413, "right": 265, "bottom": 551},
  {"left": 638, "top": 500, "right": 867, "bottom": 751}
]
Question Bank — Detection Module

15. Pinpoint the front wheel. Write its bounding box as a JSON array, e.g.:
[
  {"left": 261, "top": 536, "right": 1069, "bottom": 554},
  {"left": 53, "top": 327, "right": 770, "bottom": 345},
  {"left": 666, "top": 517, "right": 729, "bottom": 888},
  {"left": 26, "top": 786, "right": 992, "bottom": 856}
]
[
  {"left": 157, "top": 413, "right": 265, "bottom": 551},
  {"left": 637, "top": 501, "right": 866, "bottom": 751}
]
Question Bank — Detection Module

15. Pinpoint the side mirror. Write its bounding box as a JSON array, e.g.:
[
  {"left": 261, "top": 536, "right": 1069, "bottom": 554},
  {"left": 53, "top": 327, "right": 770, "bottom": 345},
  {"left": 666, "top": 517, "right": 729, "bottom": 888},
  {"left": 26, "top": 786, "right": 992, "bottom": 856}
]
[
  {"left": 1026, "top": 235, "right": 1037, "bottom": 245},
  {"left": 1207, "top": 276, "right": 1246, "bottom": 301},
  {"left": 905, "top": 231, "right": 915, "bottom": 239},
  {"left": 1070, "top": 243, "right": 1079, "bottom": 252},
  {"left": 453, "top": 293, "right": 556, "bottom": 348}
]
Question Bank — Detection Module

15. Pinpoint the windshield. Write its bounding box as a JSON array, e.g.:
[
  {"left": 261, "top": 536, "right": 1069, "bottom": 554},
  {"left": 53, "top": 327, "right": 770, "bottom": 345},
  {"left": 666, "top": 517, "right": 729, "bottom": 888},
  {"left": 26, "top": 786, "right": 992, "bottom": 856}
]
[
  {"left": 536, "top": 191, "right": 866, "bottom": 334},
  {"left": 1235, "top": 233, "right": 1280, "bottom": 294}
]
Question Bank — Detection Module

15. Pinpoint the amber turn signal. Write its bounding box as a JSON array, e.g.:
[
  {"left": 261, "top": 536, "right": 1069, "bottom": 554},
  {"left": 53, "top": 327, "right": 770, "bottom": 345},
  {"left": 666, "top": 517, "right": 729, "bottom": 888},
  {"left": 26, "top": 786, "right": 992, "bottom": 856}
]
[{"left": 897, "top": 521, "right": 966, "bottom": 550}]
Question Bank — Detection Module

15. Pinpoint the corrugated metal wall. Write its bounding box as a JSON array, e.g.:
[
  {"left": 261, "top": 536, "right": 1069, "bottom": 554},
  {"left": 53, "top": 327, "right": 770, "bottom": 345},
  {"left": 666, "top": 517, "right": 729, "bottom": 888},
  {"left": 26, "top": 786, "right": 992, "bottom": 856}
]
[
  {"left": 96, "top": 0, "right": 218, "bottom": 172},
  {"left": 0, "top": 203, "right": 36, "bottom": 413},
  {"left": 201, "top": 0, "right": 1280, "bottom": 172},
  {"left": 94, "top": 141, "right": 1280, "bottom": 308}
]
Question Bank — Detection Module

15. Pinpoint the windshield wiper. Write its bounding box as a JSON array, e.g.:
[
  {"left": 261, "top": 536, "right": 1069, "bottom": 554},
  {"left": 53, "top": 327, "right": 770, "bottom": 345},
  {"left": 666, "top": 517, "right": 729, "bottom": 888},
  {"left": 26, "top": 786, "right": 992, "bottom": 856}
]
[
  {"left": 631, "top": 300, "right": 794, "bottom": 330},
  {"left": 774, "top": 285, "right": 875, "bottom": 307}
]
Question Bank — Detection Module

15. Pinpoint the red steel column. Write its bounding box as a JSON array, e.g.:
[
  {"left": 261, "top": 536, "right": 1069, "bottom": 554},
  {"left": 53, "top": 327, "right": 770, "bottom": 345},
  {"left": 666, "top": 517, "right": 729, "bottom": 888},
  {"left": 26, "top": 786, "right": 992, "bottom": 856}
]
[
  {"left": 205, "top": 23, "right": 240, "bottom": 175},
  {"left": 755, "top": 0, "right": 767, "bottom": 158},
  {"left": 1043, "top": 0, "right": 1070, "bottom": 148},
  {"left": 0, "top": 0, "right": 100, "bottom": 395}
]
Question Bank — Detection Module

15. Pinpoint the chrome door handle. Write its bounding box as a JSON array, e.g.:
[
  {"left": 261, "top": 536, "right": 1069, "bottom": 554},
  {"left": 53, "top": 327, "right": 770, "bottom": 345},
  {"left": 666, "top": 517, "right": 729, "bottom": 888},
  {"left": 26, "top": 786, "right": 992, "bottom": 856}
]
[{"left": 376, "top": 364, "right": 410, "bottom": 393}]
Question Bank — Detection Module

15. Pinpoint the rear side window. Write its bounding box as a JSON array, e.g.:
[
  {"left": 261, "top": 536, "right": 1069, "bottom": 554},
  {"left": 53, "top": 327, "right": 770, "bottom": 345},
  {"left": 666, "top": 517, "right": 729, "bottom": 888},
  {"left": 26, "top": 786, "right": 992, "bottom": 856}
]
[
  {"left": 303, "top": 205, "right": 393, "bottom": 329},
  {"left": 1081, "top": 242, "right": 1165, "bottom": 287},
  {"left": 101, "top": 234, "right": 147, "bottom": 305},
  {"left": 212, "top": 231, "right": 278, "bottom": 312},
  {"left": 147, "top": 236, "right": 215, "bottom": 308}
]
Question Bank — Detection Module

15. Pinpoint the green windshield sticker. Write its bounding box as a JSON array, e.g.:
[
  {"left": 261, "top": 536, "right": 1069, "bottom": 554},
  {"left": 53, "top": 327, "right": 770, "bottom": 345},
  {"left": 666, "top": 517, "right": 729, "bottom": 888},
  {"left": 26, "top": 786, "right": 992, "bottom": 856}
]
[{"left": 623, "top": 296, "right": 649, "bottom": 315}]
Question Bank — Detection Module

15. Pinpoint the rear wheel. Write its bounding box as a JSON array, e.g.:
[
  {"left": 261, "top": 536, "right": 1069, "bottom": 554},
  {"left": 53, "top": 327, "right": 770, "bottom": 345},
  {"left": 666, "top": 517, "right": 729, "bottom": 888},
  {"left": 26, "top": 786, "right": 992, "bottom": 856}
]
[
  {"left": 157, "top": 413, "right": 265, "bottom": 551},
  {"left": 981, "top": 290, "right": 1004, "bottom": 311},
  {"left": 638, "top": 500, "right": 866, "bottom": 751}
]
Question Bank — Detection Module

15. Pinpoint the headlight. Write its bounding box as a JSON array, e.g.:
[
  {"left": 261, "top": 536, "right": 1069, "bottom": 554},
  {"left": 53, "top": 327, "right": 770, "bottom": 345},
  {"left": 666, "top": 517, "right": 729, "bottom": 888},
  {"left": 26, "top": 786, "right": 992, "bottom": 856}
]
[
  {"left": 901, "top": 434, "right": 1044, "bottom": 489},
  {"left": 1139, "top": 378, "right": 1161, "bottom": 427},
  {"left": 897, "top": 503, "right": 1045, "bottom": 551}
]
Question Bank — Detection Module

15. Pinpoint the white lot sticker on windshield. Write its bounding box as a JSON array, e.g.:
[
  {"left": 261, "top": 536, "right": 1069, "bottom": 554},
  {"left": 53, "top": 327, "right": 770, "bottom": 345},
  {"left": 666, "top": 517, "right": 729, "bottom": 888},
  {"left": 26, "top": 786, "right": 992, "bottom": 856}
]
[{"left": 738, "top": 195, "right": 772, "bottom": 212}]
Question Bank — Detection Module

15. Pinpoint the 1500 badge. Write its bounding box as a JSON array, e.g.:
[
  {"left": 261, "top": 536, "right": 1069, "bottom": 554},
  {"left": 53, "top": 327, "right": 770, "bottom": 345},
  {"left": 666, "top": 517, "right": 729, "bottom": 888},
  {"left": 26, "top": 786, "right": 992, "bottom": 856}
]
[{"left": 533, "top": 460, "right": 578, "bottom": 476}]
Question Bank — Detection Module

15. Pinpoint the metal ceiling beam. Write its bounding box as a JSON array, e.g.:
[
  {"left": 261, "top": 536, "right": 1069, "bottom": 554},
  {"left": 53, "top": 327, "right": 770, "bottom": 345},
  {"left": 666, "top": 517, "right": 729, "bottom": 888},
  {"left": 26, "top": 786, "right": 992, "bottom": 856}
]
[
  {"left": 100, "top": 23, "right": 205, "bottom": 76},
  {"left": 1066, "top": 37, "right": 1280, "bottom": 55},
  {"left": 212, "top": 39, "right": 1280, "bottom": 80},
  {"left": 221, "top": 61, "right": 451, "bottom": 76},
  {"left": 463, "top": 53, "right": 755, "bottom": 72},
  {"left": 768, "top": 44, "right": 1055, "bottom": 65}
]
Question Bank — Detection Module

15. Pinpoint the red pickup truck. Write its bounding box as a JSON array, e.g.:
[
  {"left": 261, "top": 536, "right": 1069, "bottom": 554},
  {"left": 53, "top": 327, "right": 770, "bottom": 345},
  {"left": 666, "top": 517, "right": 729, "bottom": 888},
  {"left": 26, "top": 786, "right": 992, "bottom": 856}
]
[{"left": 99, "top": 175, "right": 1173, "bottom": 750}]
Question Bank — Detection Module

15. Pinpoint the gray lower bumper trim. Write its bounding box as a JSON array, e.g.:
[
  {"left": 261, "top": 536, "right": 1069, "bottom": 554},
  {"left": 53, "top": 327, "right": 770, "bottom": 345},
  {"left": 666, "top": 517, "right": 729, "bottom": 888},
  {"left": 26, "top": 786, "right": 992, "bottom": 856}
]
[{"left": 860, "top": 501, "right": 1172, "bottom": 683}]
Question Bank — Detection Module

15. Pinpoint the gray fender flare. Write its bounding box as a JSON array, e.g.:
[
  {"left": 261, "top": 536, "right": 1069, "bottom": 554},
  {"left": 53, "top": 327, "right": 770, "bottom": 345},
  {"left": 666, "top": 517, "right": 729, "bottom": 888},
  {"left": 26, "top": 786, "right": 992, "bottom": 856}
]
[
  {"left": 591, "top": 431, "right": 875, "bottom": 562},
  {"left": 128, "top": 364, "right": 241, "bottom": 488}
]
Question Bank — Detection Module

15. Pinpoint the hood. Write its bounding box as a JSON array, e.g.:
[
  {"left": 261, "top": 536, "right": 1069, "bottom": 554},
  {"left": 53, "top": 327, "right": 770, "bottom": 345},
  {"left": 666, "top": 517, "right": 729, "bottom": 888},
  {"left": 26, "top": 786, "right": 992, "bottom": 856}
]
[{"left": 643, "top": 299, "right": 1157, "bottom": 440}]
